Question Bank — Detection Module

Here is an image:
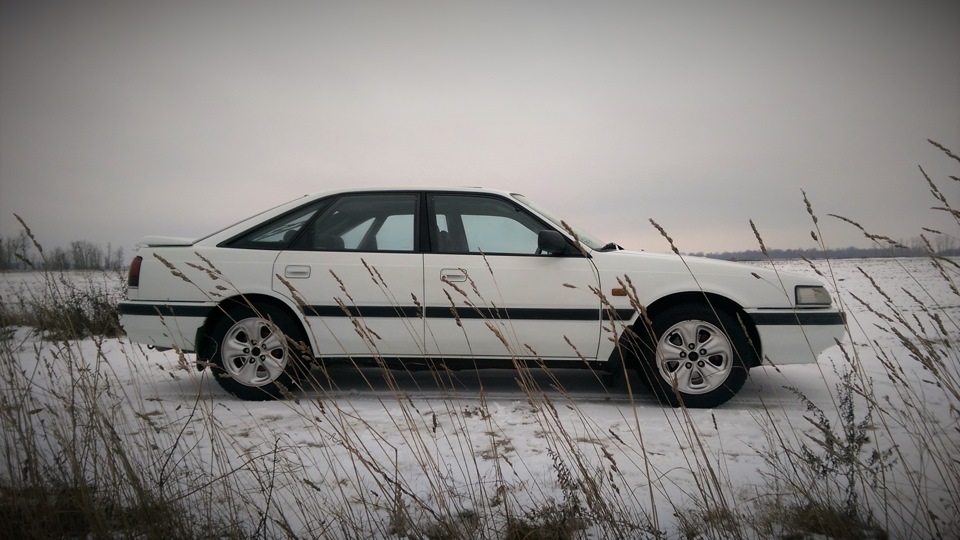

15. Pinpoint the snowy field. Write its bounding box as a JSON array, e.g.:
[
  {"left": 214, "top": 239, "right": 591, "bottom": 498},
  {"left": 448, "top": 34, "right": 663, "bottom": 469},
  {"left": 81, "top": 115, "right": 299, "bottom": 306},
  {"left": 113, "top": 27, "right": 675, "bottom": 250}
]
[
  {"left": 2, "top": 257, "right": 958, "bottom": 538},
  {"left": 0, "top": 268, "right": 126, "bottom": 312}
]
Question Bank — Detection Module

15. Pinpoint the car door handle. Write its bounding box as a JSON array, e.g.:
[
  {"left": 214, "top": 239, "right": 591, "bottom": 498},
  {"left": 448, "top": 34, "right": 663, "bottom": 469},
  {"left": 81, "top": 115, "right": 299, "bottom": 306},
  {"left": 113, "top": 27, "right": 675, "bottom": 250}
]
[
  {"left": 440, "top": 268, "right": 467, "bottom": 282},
  {"left": 284, "top": 265, "right": 311, "bottom": 279}
]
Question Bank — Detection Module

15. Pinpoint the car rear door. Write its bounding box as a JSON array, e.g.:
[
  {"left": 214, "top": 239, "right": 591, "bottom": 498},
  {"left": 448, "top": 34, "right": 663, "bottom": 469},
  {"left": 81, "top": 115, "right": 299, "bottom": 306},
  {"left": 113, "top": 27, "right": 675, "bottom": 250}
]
[{"left": 271, "top": 192, "right": 425, "bottom": 358}]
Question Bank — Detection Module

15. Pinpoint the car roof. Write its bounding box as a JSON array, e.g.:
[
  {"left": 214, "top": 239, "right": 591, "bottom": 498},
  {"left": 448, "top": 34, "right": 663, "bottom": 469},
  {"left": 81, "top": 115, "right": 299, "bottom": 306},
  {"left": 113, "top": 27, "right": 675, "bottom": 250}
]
[{"left": 305, "top": 186, "right": 519, "bottom": 198}]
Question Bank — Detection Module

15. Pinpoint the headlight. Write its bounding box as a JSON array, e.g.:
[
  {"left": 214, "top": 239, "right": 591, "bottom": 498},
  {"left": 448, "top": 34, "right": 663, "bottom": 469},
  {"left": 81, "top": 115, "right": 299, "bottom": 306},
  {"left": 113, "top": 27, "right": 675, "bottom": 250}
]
[{"left": 795, "top": 285, "right": 832, "bottom": 306}]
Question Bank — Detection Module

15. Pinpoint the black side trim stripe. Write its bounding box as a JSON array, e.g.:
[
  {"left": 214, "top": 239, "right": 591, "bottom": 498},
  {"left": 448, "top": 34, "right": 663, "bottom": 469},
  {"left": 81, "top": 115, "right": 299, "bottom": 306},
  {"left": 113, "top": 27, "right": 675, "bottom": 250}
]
[
  {"left": 120, "top": 302, "right": 635, "bottom": 323},
  {"left": 751, "top": 312, "right": 845, "bottom": 326},
  {"left": 120, "top": 301, "right": 840, "bottom": 327},
  {"left": 303, "top": 305, "right": 634, "bottom": 322},
  {"left": 305, "top": 305, "right": 421, "bottom": 318},
  {"left": 119, "top": 303, "right": 213, "bottom": 318}
]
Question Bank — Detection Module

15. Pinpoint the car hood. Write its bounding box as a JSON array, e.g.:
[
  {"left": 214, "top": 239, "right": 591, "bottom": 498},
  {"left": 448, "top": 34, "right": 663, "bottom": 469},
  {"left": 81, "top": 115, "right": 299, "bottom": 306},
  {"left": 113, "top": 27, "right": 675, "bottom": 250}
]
[{"left": 597, "top": 249, "right": 771, "bottom": 275}]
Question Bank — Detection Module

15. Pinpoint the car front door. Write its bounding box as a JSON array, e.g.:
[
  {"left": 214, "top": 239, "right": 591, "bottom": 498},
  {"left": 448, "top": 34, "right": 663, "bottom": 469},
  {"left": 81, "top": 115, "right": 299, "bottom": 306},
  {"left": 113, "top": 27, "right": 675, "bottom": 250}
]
[
  {"left": 272, "top": 193, "right": 425, "bottom": 358},
  {"left": 422, "top": 193, "right": 602, "bottom": 361}
]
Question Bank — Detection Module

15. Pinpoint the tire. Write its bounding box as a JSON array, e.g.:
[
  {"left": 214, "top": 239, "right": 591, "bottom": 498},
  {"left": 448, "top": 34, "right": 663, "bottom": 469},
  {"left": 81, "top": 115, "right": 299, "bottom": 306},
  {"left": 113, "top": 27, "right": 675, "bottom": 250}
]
[
  {"left": 636, "top": 304, "right": 752, "bottom": 408},
  {"left": 208, "top": 303, "right": 311, "bottom": 401}
]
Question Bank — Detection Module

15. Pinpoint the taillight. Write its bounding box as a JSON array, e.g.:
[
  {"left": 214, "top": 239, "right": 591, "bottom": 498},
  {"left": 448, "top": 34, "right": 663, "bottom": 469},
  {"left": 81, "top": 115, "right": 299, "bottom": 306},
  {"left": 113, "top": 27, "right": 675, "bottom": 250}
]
[{"left": 128, "top": 256, "right": 142, "bottom": 287}]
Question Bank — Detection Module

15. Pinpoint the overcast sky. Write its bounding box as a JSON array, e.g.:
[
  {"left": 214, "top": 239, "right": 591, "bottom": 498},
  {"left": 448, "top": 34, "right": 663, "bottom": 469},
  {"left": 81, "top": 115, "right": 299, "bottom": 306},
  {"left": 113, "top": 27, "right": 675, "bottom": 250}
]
[{"left": 1, "top": 0, "right": 957, "bottom": 257}]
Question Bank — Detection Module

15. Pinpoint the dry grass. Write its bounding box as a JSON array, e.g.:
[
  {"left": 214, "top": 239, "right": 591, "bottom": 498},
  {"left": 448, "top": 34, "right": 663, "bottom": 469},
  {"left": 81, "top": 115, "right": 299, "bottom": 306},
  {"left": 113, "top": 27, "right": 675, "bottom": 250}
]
[
  {"left": 0, "top": 270, "right": 124, "bottom": 339},
  {"left": 0, "top": 140, "right": 957, "bottom": 538}
]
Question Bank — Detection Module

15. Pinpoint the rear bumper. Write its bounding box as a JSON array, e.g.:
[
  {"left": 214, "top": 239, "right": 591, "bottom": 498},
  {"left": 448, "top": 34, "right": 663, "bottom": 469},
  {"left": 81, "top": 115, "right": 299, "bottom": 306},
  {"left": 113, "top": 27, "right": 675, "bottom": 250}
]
[{"left": 118, "top": 301, "right": 214, "bottom": 352}]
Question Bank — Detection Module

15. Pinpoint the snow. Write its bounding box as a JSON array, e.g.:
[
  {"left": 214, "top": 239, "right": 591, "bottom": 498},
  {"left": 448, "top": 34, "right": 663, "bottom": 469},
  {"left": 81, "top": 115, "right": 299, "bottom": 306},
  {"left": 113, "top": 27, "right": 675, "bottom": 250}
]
[{"left": 2, "top": 257, "right": 958, "bottom": 538}]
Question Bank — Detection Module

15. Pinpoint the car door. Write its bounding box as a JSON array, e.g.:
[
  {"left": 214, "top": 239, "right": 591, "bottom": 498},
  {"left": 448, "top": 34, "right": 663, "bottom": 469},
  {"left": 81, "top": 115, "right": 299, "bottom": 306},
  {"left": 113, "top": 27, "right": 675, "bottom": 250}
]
[
  {"left": 422, "top": 193, "right": 602, "bottom": 361},
  {"left": 271, "top": 192, "right": 425, "bottom": 358}
]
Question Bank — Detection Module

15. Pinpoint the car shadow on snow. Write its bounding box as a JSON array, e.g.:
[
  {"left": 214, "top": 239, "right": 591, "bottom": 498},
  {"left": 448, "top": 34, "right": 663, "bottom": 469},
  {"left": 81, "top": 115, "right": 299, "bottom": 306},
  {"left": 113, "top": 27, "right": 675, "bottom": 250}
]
[
  {"left": 146, "top": 354, "right": 814, "bottom": 409},
  {"left": 300, "top": 365, "right": 655, "bottom": 404},
  {"left": 292, "top": 364, "right": 812, "bottom": 409}
]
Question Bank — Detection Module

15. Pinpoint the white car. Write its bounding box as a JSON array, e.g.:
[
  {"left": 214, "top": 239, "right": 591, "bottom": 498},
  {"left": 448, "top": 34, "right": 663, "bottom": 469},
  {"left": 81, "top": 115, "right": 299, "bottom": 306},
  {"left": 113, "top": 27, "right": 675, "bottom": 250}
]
[{"left": 119, "top": 187, "right": 845, "bottom": 407}]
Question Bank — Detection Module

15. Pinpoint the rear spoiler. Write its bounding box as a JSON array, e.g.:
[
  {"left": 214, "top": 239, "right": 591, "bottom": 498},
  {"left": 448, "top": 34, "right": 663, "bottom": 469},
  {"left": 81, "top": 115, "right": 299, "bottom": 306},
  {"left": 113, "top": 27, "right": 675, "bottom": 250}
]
[{"left": 135, "top": 236, "right": 196, "bottom": 248}]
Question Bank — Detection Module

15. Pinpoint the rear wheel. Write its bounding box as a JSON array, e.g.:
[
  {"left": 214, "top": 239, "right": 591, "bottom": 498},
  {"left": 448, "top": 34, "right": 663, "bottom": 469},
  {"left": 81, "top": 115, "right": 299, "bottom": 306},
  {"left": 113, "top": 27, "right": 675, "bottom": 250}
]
[
  {"left": 209, "top": 304, "right": 311, "bottom": 400},
  {"left": 637, "top": 304, "right": 752, "bottom": 408}
]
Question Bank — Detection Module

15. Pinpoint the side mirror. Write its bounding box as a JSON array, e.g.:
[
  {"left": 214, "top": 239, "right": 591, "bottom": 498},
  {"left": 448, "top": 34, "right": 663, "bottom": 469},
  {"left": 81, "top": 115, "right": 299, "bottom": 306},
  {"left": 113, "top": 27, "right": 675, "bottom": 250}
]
[{"left": 537, "top": 230, "right": 569, "bottom": 255}]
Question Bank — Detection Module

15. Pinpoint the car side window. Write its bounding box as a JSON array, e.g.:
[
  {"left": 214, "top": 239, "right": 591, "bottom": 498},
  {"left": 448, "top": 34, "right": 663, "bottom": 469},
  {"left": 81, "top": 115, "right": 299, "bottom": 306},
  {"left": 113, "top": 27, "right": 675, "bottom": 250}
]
[
  {"left": 430, "top": 195, "right": 546, "bottom": 255},
  {"left": 223, "top": 202, "right": 324, "bottom": 250},
  {"left": 295, "top": 193, "right": 417, "bottom": 252}
]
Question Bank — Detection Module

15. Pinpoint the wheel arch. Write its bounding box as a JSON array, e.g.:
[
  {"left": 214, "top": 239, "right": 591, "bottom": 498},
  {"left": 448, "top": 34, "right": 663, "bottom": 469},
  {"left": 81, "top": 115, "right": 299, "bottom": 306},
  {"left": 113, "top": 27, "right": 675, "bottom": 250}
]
[
  {"left": 194, "top": 293, "right": 314, "bottom": 366},
  {"left": 613, "top": 291, "right": 763, "bottom": 368}
]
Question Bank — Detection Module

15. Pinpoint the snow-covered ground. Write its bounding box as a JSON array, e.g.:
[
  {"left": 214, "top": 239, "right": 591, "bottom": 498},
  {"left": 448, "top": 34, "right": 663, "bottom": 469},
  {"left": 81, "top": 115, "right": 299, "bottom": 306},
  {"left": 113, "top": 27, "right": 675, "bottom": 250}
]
[
  {"left": 2, "top": 257, "right": 958, "bottom": 538},
  {"left": 0, "top": 268, "right": 126, "bottom": 310}
]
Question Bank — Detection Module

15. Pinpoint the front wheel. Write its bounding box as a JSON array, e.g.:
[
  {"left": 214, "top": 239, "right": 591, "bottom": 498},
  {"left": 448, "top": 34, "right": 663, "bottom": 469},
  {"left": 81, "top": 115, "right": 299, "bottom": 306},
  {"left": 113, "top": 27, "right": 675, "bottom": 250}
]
[
  {"left": 637, "top": 304, "right": 753, "bottom": 408},
  {"left": 208, "top": 304, "right": 310, "bottom": 401}
]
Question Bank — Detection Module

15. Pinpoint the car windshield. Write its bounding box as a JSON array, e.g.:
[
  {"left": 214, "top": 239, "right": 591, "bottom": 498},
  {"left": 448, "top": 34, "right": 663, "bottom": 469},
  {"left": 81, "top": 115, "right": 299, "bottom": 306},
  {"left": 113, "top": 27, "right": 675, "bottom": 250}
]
[{"left": 511, "top": 193, "right": 605, "bottom": 251}]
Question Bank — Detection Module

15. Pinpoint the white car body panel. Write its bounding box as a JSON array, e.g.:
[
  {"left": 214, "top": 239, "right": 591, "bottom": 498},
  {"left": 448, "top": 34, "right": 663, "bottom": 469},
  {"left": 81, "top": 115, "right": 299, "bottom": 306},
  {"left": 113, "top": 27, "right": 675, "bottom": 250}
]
[
  {"left": 271, "top": 251, "right": 426, "bottom": 357},
  {"left": 120, "top": 309, "right": 208, "bottom": 351},
  {"left": 750, "top": 322, "right": 841, "bottom": 365},
  {"left": 422, "top": 253, "right": 602, "bottom": 359}
]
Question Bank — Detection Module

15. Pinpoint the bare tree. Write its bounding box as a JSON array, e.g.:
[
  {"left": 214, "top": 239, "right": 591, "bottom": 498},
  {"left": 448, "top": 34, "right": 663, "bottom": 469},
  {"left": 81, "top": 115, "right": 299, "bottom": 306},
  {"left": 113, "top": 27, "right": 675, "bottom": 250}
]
[
  {"left": 111, "top": 245, "right": 125, "bottom": 271},
  {"left": 0, "top": 237, "right": 8, "bottom": 270},
  {"left": 47, "top": 247, "right": 70, "bottom": 270},
  {"left": 11, "top": 232, "right": 30, "bottom": 269},
  {"left": 104, "top": 242, "right": 113, "bottom": 271},
  {"left": 70, "top": 240, "right": 104, "bottom": 270},
  {"left": 102, "top": 242, "right": 126, "bottom": 271},
  {"left": 2, "top": 235, "right": 128, "bottom": 270},
  {"left": 934, "top": 233, "right": 957, "bottom": 254}
]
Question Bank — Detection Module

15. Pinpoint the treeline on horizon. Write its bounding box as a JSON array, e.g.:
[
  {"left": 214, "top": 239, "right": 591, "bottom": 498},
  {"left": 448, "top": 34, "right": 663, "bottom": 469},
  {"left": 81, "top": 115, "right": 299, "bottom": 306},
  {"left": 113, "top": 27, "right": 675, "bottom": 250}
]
[
  {"left": 0, "top": 234, "right": 125, "bottom": 272},
  {"left": 697, "top": 242, "right": 960, "bottom": 262}
]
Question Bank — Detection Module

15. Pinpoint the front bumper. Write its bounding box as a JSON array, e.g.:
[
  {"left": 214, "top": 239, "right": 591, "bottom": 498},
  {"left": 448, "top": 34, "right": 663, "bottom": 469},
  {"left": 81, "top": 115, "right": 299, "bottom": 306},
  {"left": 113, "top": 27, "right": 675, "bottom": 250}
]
[{"left": 747, "top": 309, "right": 847, "bottom": 365}]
